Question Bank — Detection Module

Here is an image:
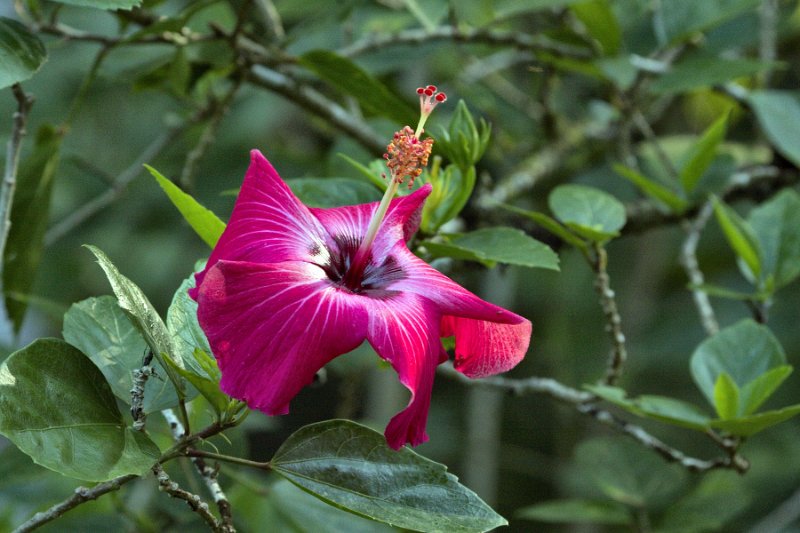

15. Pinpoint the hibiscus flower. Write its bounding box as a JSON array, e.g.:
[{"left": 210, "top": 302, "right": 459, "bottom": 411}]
[{"left": 192, "top": 87, "right": 531, "bottom": 449}]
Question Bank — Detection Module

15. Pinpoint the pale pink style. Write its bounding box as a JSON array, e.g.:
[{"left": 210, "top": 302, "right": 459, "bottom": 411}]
[{"left": 192, "top": 150, "right": 531, "bottom": 449}]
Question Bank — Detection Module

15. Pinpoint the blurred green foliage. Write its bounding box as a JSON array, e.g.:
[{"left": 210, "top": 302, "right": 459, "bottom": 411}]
[{"left": 3, "top": 0, "right": 800, "bottom": 531}]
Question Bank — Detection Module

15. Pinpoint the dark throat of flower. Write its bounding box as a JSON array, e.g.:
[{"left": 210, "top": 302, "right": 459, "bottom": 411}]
[{"left": 340, "top": 85, "right": 446, "bottom": 291}]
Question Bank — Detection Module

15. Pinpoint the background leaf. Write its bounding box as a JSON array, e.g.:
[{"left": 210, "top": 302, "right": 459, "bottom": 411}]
[
  {"left": 549, "top": 184, "right": 626, "bottom": 241},
  {"left": 516, "top": 499, "right": 630, "bottom": 525},
  {"left": 679, "top": 113, "right": 728, "bottom": 193},
  {"left": 46, "top": 0, "right": 143, "bottom": 9},
  {"left": 690, "top": 319, "right": 786, "bottom": 411},
  {"left": 0, "top": 338, "right": 160, "bottom": 481},
  {"left": 271, "top": 420, "right": 507, "bottom": 533},
  {"left": 421, "top": 227, "right": 559, "bottom": 270},
  {"left": 0, "top": 17, "right": 47, "bottom": 89},
  {"left": 747, "top": 189, "right": 800, "bottom": 288},
  {"left": 748, "top": 90, "right": 800, "bottom": 167},
  {"left": 712, "top": 197, "right": 762, "bottom": 282},
  {"left": 148, "top": 165, "right": 226, "bottom": 249},
  {"left": 299, "top": 50, "right": 416, "bottom": 126},
  {"left": 287, "top": 177, "right": 382, "bottom": 208},
  {"left": 3, "top": 125, "right": 62, "bottom": 332}
]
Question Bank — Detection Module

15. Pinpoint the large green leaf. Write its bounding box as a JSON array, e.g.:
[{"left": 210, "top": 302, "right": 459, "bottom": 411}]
[
  {"left": 0, "top": 17, "right": 47, "bottom": 89},
  {"left": 287, "top": 178, "right": 381, "bottom": 208},
  {"left": 749, "top": 91, "right": 800, "bottom": 167},
  {"left": 499, "top": 203, "right": 587, "bottom": 249},
  {"left": 747, "top": 189, "right": 800, "bottom": 288},
  {"left": 690, "top": 319, "right": 786, "bottom": 412},
  {"left": 63, "top": 296, "right": 181, "bottom": 414},
  {"left": 421, "top": 227, "right": 560, "bottom": 270},
  {"left": 3, "top": 125, "right": 63, "bottom": 332},
  {"left": 147, "top": 165, "right": 225, "bottom": 249},
  {"left": 0, "top": 338, "right": 160, "bottom": 481},
  {"left": 516, "top": 499, "right": 630, "bottom": 525},
  {"left": 654, "top": 0, "right": 760, "bottom": 45},
  {"left": 548, "top": 184, "right": 626, "bottom": 241},
  {"left": 299, "top": 50, "right": 416, "bottom": 126},
  {"left": 85, "top": 245, "right": 184, "bottom": 395},
  {"left": 679, "top": 113, "right": 728, "bottom": 193},
  {"left": 712, "top": 197, "right": 762, "bottom": 282},
  {"left": 46, "top": 0, "right": 143, "bottom": 9},
  {"left": 271, "top": 420, "right": 506, "bottom": 533}
]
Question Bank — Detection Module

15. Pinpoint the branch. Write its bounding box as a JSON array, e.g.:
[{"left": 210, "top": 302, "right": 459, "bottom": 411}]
[
  {"left": 130, "top": 350, "right": 154, "bottom": 431},
  {"left": 163, "top": 410, "right": 236, "bottom": 532},
  {"left": 247, "top": 66, "right": 386, "bottom": 156},
  {"left": 438, "top": 363, "right": 748, "bottom": 473},
  {"left": 153, "top": 464, "right": 224, "bottom": 532},
  {"left": 339, "top": 26, "right": 591, "bottom": 59},
  {"left": 591, "top": 245, "right": 628, "bottom": 385},
  {"left": 680, "top": 201, "right": 719, "bottom": 336},
  {"left": 1, "top": 84, "right": 35, "bottom": 283},
  {"left": 11, "top": 474, "right": 138, "bottom": 533}
]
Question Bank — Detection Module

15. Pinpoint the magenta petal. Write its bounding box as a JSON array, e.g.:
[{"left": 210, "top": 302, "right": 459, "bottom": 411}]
[
  {"left": 193, "top": 150, "right": 329, "bottom": 297},
  {"left": 197, "top": 260, "right": 368, "bottom": 414},
  {"left": 441, "top": 315, "right": 532, "bottom": 378},
  {"left": 365, "top": 292, "right": 442, "bottom": 449}
]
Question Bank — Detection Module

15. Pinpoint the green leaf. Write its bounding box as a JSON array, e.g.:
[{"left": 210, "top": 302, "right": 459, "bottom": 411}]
[
  {"left": 713, "top": 372, "right": 740, "bottom": 420},
  {"left": 712, "top": 197, "right": 762, "bottom": 282},
  {"left": 147, "top": 165, "right": 225, "bottom": 249},
  {"left": 613, "top": 163, "right": 688, "bottom": 213},
  {"left": 709, "top": 404, "right": 800, "bottom": 436},
  {"left": 658, "top": 471, "right": 751, "bottom": 532},
  {"left": 63, "top": 296, "right": 180, "bottom": 414},
  {"left": 0, "top": 338, "right": 160, "bottom": 481},
  {"left": 336, "top": 154, "right": 388, "bottom": 191},
  {"left": 689, "top": 283, "right": 764, "bottom": 301},
  {"left": 516, "top": 499, "right": 630, "bottom": 525},
  {"left": 0, "top": 17, "right": 47, "bottom": 89},
  {"left": 299, "top": 50, "right": 416, "bottom": 126},
  {"left": 740, "top": 365, "right": 792, "bottom": 416},
  {"left": 499, "top": 203, "right": 588, "bottom": 250},
  {"left": 434, "top": 100, "right": 491, "bottom": 171},
  {"left": 574, "top": 437, "right": 686, "bottom": 507},
  {"left": 586, "top": 385, "right": 711, "bottom": 431},
  {"left": 653, "top": 0, "right": 760, "bottom": 45},
  {"left": 166, "top": 271, "right": 231, "bottom": 415},
  {"left": 271, "top": 419, "right": 506, "bottom": 533},
  {"left": 46, "top": 0, "right": 142, "bottom": 9},
  {"left": 422, "top": 165, "right": 477, "bottom": 233},
  {"left": 85, "top": 245, "right": 185, "bottom": 395},
  {"left": 749, "top": 90, "right": 800, "bottom": 168},
  {"left": 747, "top": 189, "right": 800, "bottom": 288},
  {"left": 680, "top": 113, "right": 728, "bottom": 193},
  {"left": 571, "top": 0, "right": 621, "bottom": 55},
  {"left": 3, "top": 125, "right": 63, "bottom": 332},
  {"left": 421, "top": 227, "right": 560, "bottom": 270},
  {"left": 548, "top": 184, "right": 626, "bottom": 241},
  {"left": 690, "top": 319, "right": 786, "bottom": 409},
  {"left": 286, "top": 177, "right": 381, "bottom": 208},
  {"left": 651, "top": 57, "right": 780, "bottom": 94}
]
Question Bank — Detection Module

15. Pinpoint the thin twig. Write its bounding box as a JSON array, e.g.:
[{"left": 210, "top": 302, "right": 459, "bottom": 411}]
[
  {"left": 130, "top": 350, "right": 155, "bottom": 431},
  {"left": 11, "top": 475, "right": 138, "bottom": 533},
  {"left": 247, "top": 66, "right": 386, "bottom": 156},
  {"left": 1, "top": 85, "right": 35, "bottom": 282},
  {"left": 339, "top": 26, "right": 591, "bottom": 59},
  {"left": 758, "top": 0, "right": 779, "bottom": 87},
  {"left": 163, "top": 410, "right": 236, "bottom": 532},
  {"left": 153, "top": 463, "right": 223, "bottom": 532},
  {"left": 680, "top": 201, "right": 719, "bottom": 336},
  {"left": 591, "top": 245, "right": 628, "bottom": 385},
  {"left": 438, "top": 363, "right": 747, "bottom": 473}
]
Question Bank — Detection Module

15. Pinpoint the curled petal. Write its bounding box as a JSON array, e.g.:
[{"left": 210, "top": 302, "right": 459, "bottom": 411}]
[
  {"left": 197, "top": 260, "right": 368, "bottom": 414},
  {"left": 193, "top": 150, "right": 328, "bottom": 297},
  {"left": 441, "top": 315, "right": 532, "bottom": 378},
  {"left": 365, "top": 292, "right": 442, "bottom": 449}
]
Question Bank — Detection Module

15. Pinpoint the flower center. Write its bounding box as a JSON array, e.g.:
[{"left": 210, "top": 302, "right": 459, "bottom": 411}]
[{"left": 319, "top": 235, "right": 404, "bottom": 294}]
